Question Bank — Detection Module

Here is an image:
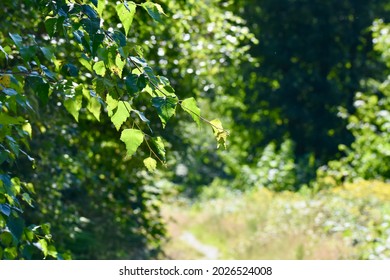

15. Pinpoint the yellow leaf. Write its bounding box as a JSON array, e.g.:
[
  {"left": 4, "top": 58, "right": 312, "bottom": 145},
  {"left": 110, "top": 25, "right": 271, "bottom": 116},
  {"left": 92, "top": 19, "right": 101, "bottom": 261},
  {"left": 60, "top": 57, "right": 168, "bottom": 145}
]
[
  {"left": 210, "top": 119, "right": 228, "bottom": 149},
  {"left": 143, "top": 157, "right": 157, "bottom": 172},
  {"left": 0, "top": 75, "right": 11, "bottom": 88}
]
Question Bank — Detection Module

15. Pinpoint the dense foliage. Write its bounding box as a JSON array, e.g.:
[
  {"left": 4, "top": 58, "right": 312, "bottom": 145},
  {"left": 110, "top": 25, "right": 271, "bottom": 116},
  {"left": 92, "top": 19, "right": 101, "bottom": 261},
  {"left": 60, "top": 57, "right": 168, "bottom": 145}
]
[{"left": 0, "top": 0, "right": 230, "bottom": 259}]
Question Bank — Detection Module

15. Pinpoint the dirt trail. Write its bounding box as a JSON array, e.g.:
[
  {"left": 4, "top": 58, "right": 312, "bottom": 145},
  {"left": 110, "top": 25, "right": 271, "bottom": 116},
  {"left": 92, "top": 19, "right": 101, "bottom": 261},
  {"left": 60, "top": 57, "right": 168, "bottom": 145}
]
[{"left": 180, "top": 231, "right": 219, "bottom": 259}]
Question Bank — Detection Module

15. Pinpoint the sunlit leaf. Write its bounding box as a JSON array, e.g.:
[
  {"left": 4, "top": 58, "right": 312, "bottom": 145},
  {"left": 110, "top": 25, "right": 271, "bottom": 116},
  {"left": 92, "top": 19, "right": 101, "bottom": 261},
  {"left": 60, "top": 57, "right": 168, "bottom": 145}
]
[
  {"left": 38, "top": 239, "right": 48, "bottom": 258},
  {"left": 4, "top": 247, "right": 17, "bottom": 260},
  {"left": 22, "top": 123, "right": 32, "bottom": 139},
  {"left": 143, "top": 157, "right": 157, "bottom": 172},
  {"left": 97, "top": 0, "right": 106, "bottom": 17},
  {"left": 106, "top": 93, "right": 118, "bottom": 117},
  {"left": 22, "top": 193, "right": 33, "bottom": 207},
  {"left": 210, "top": 119, "right": 228, "bottom": 149},
  {"left": 87, "top": 96, "right": 101, "bottom": 121},
  {"left": 114, "top": 53, "right": 126, "bottom": 78},
  {"left": 181, "top": 97, "right": 201, "bottom": 126},
  {"left": 116, "top": 2, "right": 136, "bottom": 37},
  {"left": 64, "top": 95, "right": 83, "bottom": 122},
  {"left": 111, "top": 101, "right": 131, "bottom": 130},
  {"left": 141, "top": 2, "right": 166, "bottom": 23},
  {"left": 120, "top": 129, "right": 144, "bottom": 157},
  {"left": 93, "top": 61, "right": 106, "bottom": 76}
]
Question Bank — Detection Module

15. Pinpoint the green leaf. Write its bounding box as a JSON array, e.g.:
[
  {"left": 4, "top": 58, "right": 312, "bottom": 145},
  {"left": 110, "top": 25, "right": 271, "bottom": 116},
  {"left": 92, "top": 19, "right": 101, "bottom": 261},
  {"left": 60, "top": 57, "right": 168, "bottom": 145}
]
[
  {"left": 125, "top": 74, "right": 147, "bottom": 95},
  {"left": 0, "top": 204, "right": 11, "bottom": 216},
  {"left": 114, "top": 53, "right": 126, "bottom": 78},
  {"left": 64, "top": 95, "right": 83, "bottom": 122},
  {"left": 125, "top": 74, "right": 139, "bottom": 95},
  {"left": 143, "top": 157, "right": 157, "bottom": 172},
  {"left": 0, "top": 45, "right": 9, "bottom": 60},
  {"left": 38, "top": 239, "right": 48, "bottom": 258},
  {"left": 112, "top": 31, "right": 126, "bottom": 47},
  {"left": 106, "top": 93, "right": 118, "bottom": 117},
  {"left": 41, "top": 223, "right": 51, "bottom": 235},
  {"left": 0, "top": 231, "right": 13, "bottom": 247},
  {"left": 97, "top": 0, "right": 106, "bottom": 17},
  {"left": 25, "top": 228, "right": 35, "bottom": 242},
  {"left": 116, "top": 2, "right": 136, "bottom": 37},
  {"left": 41, "top": 65, "right": 56, "bottom": 81},
  {"left": 92, "top": 33, "right": 105, "bottom": 56},
  {"left": 120, "top": 129, "right": 144, "bottom": 157},
  {"left": 132, "top": 109, "right": 150, "bottom": 124},
  {"left": 152, "top": 96, "right": 177, "bottom": 128},
  {"left": 45, "top": 17, "right": 57, "bottom": 37},
  {"left": 6, "top": 136, "right": 19, "bottom": 157},
  {"left": 0, "top": 174, "right": 13, "bottom": 197},
  {"left": 141, "top": 2, "right": 166, "bottom": 23},
  {"left": 81, "top": 18, "right": 100, "bottom": 38},
  {"left": 181, "top": 97, "right": 201, "bottom": 126},
  {"left": 40, "top": 47, "right": 53, "bottom": 61},
  {"left": 4, "top": 247, "right": 17, "bottom": 260},
  {"left": 47, "top": 245, "right": 58, "bottom": 258},
  {"left": 93, "top": 61, "right": 106, "bottom": 76},
  {"left": 20, "top": 46, "right": 38, "bottom": 62},
  {"left": 22, "top": 193, "right": 33, "bottom": 207},
  {"left": 7, "top": 216, "right": 25, "bottom": 241},
  {"left": 137, "top": 74, "right": 147, "bottom": 91},
  {"left": 62, "top": 63, "right": 79, "bottom": 77},
  {"left": 111, "top": 101, "right": 131, "bottom": 130},
  {"left": 56, "top": 16, "right": 66, "bottom": 37},
  {"left": 25, "top": 76, "right": 50, "bottom": 106},
  {"left": 144, "top": 66, "right": 159, "bottom": 86},
  {"left": 0, "top": 113, "right": 24, "bottom": 125},
  {"left": 2, "top": 88, "right": 17, "bottom": 96},
  {"left": 152, "top": 137, "right": 166, "bottom": 162},
  {"left": 82, "top": 4, "right": 98, "bottom": 19},
  {"left": 79, "top": 56, "right": 92, "bottom": 71},
  {"left": 9, "top": 33, "right": 22, "bottom": 48},
  {"left": 132, "top": 109, "right": 152, "bottom": 132},
  {"left": 87, "top": 96, "right": 101, "bottom": 121},
  {"left": 210, "top": 119, "right": 228, "bottom": 149},
  {"left": 94, "top": 77, "right": 106, "bottom": 95},
  {"left": 0, "top": 74, "right": 11, "bottom": 88}
]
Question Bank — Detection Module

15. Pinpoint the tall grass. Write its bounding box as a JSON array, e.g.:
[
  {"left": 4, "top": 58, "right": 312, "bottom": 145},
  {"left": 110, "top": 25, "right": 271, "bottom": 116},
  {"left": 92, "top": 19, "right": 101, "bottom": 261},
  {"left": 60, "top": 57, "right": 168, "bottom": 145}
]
[{"left": 162, "top": 180, "right": 390, "bottom": 259}]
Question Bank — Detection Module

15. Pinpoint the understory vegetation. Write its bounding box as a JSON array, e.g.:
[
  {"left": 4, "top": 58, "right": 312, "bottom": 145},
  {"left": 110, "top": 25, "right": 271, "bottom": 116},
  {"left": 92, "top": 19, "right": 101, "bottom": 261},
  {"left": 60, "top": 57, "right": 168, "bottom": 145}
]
[{"left": 163, "top": 180, "right": 390, "bottom": 260}]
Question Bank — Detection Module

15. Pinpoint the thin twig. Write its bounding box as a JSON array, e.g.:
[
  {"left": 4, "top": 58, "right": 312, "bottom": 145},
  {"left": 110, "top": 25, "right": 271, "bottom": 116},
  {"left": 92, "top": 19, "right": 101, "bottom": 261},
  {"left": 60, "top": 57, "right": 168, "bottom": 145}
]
[{"left": 179, "top": 101, "right": 230, "bottom": 134}]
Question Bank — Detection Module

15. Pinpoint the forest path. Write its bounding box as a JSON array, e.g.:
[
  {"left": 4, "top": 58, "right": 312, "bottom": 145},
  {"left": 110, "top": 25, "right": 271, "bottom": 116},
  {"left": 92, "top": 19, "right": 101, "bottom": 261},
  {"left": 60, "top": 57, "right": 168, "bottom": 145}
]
[{"left": 180, "top": 231, "right": 219, "bottom": 260}]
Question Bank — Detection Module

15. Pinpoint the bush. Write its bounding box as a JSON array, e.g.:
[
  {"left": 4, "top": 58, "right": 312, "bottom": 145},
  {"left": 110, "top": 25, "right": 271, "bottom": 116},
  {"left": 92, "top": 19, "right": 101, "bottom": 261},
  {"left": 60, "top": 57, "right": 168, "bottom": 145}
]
[{"left": 318, "top": 20, "right": 390, "bottom": 185}]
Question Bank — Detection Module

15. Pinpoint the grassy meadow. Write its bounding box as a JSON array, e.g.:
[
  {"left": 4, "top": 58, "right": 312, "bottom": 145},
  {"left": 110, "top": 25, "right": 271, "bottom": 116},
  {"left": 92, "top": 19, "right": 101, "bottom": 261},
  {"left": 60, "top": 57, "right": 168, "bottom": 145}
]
[{"left": 161, "top": 180, "right": 390, "bottom": 260}]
